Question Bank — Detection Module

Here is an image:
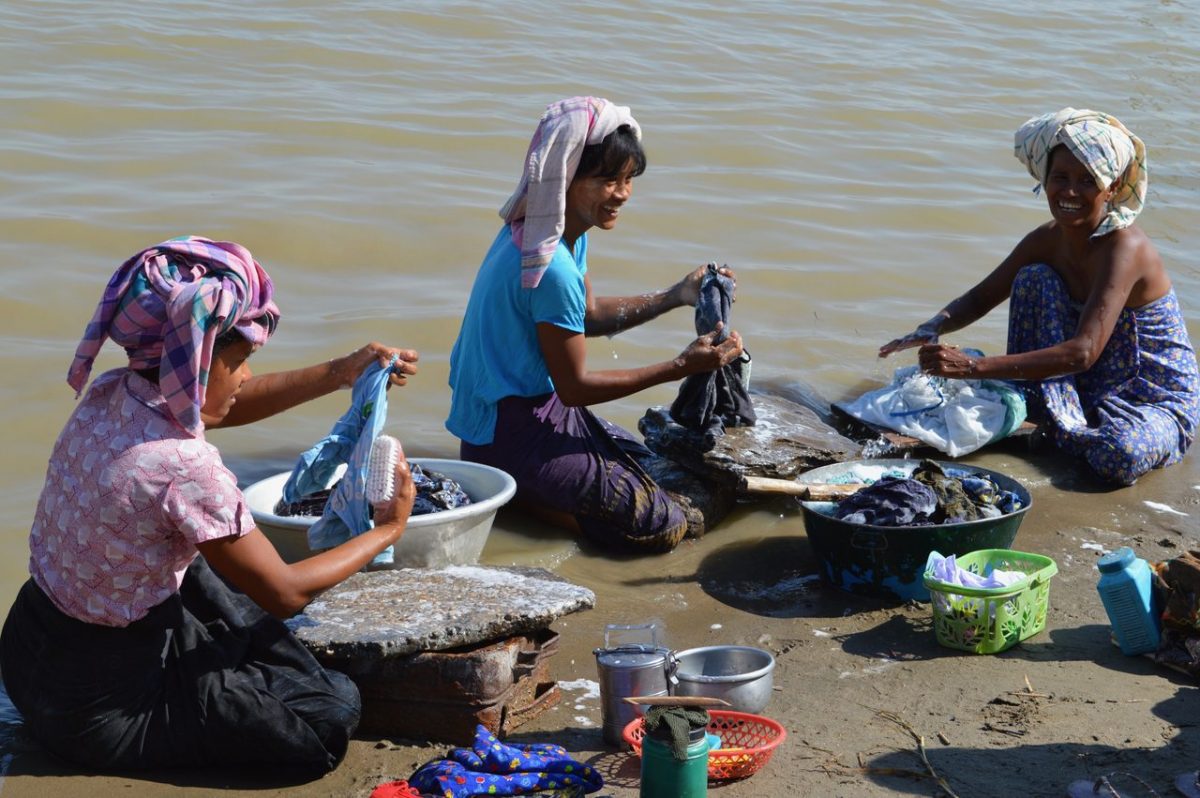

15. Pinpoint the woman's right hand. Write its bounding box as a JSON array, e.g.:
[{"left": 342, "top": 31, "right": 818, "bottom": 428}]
[
  {"left": 879, "top": 320, "right": 941, "bottom": 358},
  {"left": 372, "top": 454, "right": 416, "bottom": 534},
  {"left": 675, "top": 323, "right": 744, "bottom": 375}
]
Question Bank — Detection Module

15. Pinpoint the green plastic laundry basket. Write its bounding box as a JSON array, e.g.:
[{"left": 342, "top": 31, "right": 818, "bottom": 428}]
[{"left": 923, "top": 549, "right": 1058, "bottom": 654}]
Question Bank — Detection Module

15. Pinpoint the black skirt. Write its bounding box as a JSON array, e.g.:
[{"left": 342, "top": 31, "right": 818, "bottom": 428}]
[{"left": 0, "top": 557, "right": 359, "bottom": 775}]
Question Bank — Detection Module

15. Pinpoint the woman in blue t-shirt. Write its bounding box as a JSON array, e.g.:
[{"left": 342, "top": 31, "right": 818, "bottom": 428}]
[{"left": 446, "top": 96, "right": 743, "bottom": 552}]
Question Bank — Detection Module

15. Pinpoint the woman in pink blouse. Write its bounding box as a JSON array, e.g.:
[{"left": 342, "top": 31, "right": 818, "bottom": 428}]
[{"left": 1, "top": 237, "right": 418, "bottom": 776}]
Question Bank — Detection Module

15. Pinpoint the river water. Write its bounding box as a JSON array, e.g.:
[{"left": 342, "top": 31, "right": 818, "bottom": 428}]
[{"left": 1, "top": 0, "right": 1199, "bottom": 710}]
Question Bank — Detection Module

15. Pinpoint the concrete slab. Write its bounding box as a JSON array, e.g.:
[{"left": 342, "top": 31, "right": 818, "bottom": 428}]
[{"left": 287, "top": 565, "right": 595, "bottom": 661}]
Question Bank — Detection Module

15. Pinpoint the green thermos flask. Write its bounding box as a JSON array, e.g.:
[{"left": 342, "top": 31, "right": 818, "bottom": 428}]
[{"left": 640, "top": 722, "right": 710, "bottom": 797}]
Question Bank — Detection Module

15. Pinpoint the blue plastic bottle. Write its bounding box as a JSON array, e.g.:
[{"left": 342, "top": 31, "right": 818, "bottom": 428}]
[{"left": 1095, "top": 547, "right": 1160, "bottom": 655}]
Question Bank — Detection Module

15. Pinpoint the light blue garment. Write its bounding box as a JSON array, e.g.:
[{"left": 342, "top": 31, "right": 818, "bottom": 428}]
[
  {"left": 281, "top": 357, "right": 397, "bottom": 566},
  {"left": 446, "top": 225, "right": 587, "bottom": 445}
]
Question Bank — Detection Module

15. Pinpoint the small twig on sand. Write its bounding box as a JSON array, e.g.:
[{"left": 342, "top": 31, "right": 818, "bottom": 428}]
[
  {"left": 1015, "top": 674, "right": 1050, "bottom": 698},
  {"left": 982, "top": 722, "right": 1026, "bottom": 738},
  {"left": 877, "top": 710, "right": 962, "bottom": 798}
]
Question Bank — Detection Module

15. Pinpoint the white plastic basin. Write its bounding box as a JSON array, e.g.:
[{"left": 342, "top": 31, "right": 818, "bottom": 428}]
[{"left": 243, "top": 458, "right": 517, "bottom": 568}]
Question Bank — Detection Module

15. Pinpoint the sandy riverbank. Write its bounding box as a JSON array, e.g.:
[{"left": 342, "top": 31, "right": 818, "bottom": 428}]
[{"left": 3, "top": 443, "right": 1200, "bottom": 798}]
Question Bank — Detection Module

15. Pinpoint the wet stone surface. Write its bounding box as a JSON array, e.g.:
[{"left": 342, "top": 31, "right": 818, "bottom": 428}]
[
  {"left": 287, "top": 566, "right": 595, "bottom": 662},
  {"left": 638, "top": 390, "right": 862, "bottom": 486}
]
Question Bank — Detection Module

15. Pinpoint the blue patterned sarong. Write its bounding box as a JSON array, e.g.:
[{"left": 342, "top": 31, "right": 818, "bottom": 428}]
[
  {"left": 1008, "top": 263, "right": 1200, "bottom": 484},
  {"left": 408, "top": 725, "right": 603, "bottom": 797}
]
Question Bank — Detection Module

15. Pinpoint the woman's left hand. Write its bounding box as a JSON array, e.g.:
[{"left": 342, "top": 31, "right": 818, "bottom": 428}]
[
  {"left": 918, "top": 343, "right": 977, "bottom": 379},
  {"left": 674, "top": 262, "right": 736, "bottom": 307},
  {"left": 331, "top": 342, "right": 420, "bottom": 389}
]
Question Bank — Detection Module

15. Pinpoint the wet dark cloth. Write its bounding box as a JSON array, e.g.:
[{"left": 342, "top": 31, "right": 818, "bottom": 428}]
[
  {"left": 833, "top": 460, "right": 1022, "bottom": 527},
  {"left": 275, "top": 463, "right": 472, "bottom": 518},
  {"left": 461, "top": 392, "right": 687, "bottom": 552},
  {"left": 834, "top": 476, "right": 938, "bottom": 526},
  {"left": 643, "top": 706, "right": 710, "bottom": 761},
  {"left": 669, "top": 263, "right": 756, "bottom": 436},
  {"left": 0, "top": 557, "right": 359, "bottom": 775},
  {"left": 913, "top": 459, "right": 981, "bottom": 523}
]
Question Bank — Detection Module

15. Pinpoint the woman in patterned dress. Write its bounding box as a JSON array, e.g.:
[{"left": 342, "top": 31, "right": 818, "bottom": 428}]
[
  {"left": 880, "top": 108, "right": 1199, "bottom": 485},
  {"left": 0, "top": 237, "right": 419, "bottom": 775}
]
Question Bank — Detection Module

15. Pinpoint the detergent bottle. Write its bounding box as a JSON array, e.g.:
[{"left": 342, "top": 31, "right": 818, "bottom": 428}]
[{"left": 1096, "top": 547, "right": 1161, "bottom": 656}]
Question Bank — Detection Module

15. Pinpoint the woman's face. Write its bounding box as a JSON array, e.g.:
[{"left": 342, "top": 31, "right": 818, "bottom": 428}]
[
  {"left": 564, "top": 159, "right": 637, "bottom": 241},
  {"left": 1044, "top": 146, "right": 1115, "bottom": 232},
  {"left": 200, "top": 336, "right": 254, "bottom": 426}
]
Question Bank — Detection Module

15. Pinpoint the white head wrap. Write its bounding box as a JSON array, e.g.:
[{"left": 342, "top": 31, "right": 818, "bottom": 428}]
[{"left": 1013, "top": 107, "right": 1147, "bottom": 237}]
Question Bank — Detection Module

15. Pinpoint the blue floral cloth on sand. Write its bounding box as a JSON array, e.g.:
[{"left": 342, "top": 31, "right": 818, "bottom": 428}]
[
  {"left": 281, "top": 357, "right": 397, "bottom": 566},
  {"left": 1009, "top": 263, "right": 1200, "bottom": 485},
  {"left": 409, "top": 725, "right": 603, "bottom": 797}
]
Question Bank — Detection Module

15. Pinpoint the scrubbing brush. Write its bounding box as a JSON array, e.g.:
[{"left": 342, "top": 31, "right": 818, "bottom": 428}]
[{"left": 366, "top": 434, "right": 403, "bottom": 506}]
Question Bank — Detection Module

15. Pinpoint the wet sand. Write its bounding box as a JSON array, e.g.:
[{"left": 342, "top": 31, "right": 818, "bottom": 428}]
[{"left": 4, "top": 438, "right": 1200, "bottom": 797}]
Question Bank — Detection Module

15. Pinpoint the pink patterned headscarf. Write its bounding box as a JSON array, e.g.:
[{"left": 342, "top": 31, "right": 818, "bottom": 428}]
[
  {"left": 67, "top": 236, "right": 281, "bottom": 435},
  {"left": 499, "top": 96, "right": 641, "bottom": 289}
]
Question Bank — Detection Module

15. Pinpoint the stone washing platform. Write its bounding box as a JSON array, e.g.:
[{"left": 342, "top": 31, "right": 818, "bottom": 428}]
[
  {"left": 286, "top": 565, "right": 595, "bottom": 742},
  {"left": 288, "top": 564, "right": 596, "bottom": 662}
]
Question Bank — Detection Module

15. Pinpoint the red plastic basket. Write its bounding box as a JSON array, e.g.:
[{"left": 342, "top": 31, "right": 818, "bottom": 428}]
[{"left": 622, "top": 709, "right": 787, "bottom": 782}]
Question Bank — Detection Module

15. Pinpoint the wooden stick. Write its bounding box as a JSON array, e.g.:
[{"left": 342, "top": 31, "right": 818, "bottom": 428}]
[
  {"left": 740, "top": 477, "right": 866, "bottom": 500},
  {"left": 623, "top": 696, "right": 731, "bottom": 707}
]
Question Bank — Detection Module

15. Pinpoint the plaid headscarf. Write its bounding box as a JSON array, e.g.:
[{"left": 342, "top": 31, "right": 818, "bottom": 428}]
[
  {"left": 499, "top": 96, "right": 641, "bottom": 289},
  {"left": 67, "top": 236, "right": 281, "bottom": 435},
  {"left": 1014, "top": 107, "right": 1147, "bottom": 238}
]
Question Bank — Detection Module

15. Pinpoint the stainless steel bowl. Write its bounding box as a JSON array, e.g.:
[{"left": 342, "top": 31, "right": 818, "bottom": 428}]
[{"left": 672, "top": 645, "right": 775, "bottom": 713}]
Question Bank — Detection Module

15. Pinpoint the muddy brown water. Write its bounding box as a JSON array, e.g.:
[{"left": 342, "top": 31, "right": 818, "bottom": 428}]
[{"left": 3, "top": 1, "right": 1200, "bottom": 794}]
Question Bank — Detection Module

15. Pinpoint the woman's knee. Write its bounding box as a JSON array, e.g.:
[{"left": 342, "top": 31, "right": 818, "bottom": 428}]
[
  {"left": 579, "top": 489, "right": 688, "bottom": 553},
  {"left": 305, "top": 670, "right": 361, "bottom": 770},
  {"left": 1082, "top": 437, "right": 1158, "bottom": 485}
]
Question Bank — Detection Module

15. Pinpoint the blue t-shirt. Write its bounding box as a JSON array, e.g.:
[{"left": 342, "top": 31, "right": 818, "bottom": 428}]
[{"left": 446, "top": 226, "right": 588, "bottom": 445}]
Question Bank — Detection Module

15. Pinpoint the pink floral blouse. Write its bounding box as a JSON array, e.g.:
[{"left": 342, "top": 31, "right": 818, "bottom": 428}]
[{"left": 29, "top": 369, "right": 255, "bottom": 627}]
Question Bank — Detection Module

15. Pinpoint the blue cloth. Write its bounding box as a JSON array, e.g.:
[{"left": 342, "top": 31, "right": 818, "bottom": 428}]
[
  {"left": 408, "top": 725, "right": 603, "bottom": 797},
  {"left": 280, "top": 357, "right": 397, "bottom": 566},
  {"left": 1008, "top": 263, "right": 1200, "bottom": 484},
  {"left": 447, "top": 225, "right": 588, "bottom": 446},
  {"left": 669, "top": 263, "right": 756, "bottom": 435},
  {"left": 834, "top": 476, "right": 938, "bottom": 526}
]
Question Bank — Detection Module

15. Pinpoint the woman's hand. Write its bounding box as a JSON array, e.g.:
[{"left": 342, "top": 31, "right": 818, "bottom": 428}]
[
  {"left": 372, "top": 452, "right": 417, "bottom": 531},
  {"left": 674, "top": 323, "right": 745, "bottom": 375},
  {"left": 918, "top": 343, "right": 978, "bottom": 379},
  {"left": 673, "top": 262, "right": 737, "bottom": 307},
  {"left": 330, "top": 342, "right": 420, "bottom": 389},
  {"left": 879, "top": 320, "right": 941, "bottom": 358}
]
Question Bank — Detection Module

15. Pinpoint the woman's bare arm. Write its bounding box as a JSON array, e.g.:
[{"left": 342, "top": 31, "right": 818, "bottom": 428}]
[
  {"left": 584, "top": 264, "right": 736, "bottom": 337},
  {"left": 919, "top": 229, "right": 1152, "bottom": 380},
  {"left": 538, "top": 321, "right": 743, "bottom": 407},
  {"left": 210, "top": 342, "right": 419, "bottom": 428},
  {"left": 879, "top": 230, "right": 1047, "bottom": 357},
  {"left": 197, "top": 456, "right": 416, "bottom": 618}
]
